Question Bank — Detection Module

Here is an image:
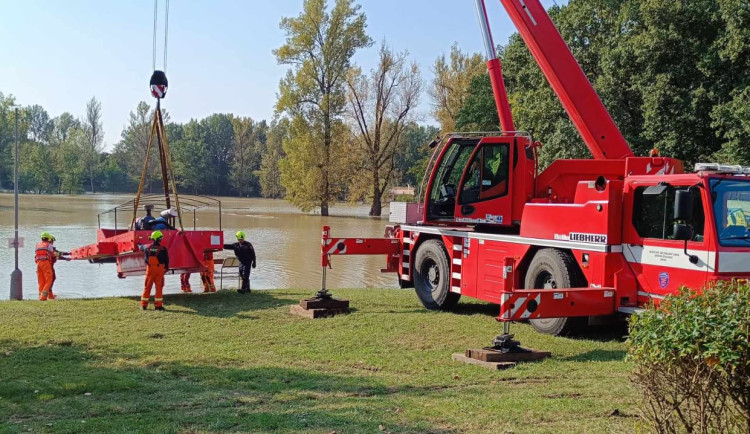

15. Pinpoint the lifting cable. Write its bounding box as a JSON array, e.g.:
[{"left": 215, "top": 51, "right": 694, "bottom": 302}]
[{"left": 131, "top": 0, "right": 184, "bottom": 231}]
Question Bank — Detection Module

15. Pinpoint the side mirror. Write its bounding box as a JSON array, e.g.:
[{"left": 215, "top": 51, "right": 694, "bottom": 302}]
[
  {"left": 673, "top": 223, "right": 700, "bottom": 264},
  {"left": 674, "top": 189, "right": 693, "bottom": 221},
  {"left": 673, "top": 224, "right": 692, "bottom": 241}
]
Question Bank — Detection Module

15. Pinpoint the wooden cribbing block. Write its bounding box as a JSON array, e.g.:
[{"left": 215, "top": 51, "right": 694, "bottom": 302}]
[
  {"left": 452, "top": 354, "right": 516, "bottom": 370},
  {"left": 290, "top": 304, "right": 350, "bottom": 319},
  {"left": 464, "top": 348, "right": 551, "bottom": 363},
  {"left": 299, "top": 298, "right": 350, "bottom": 310}
]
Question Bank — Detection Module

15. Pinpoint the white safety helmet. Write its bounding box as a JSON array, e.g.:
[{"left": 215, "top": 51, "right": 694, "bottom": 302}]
[{"left": 160, "top": 208, "right": 178, "bottom": 218}]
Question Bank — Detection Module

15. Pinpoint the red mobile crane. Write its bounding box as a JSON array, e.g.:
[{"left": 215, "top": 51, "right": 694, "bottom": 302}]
[{"left": 321, "top": 0, "right": 750, "bottom": 336}]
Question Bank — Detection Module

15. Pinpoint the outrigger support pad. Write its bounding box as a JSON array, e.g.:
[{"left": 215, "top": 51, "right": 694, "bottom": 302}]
[
  {"left": 454, "top": 324, "right": 551, "bottom": 369},
  {"left": 290, "top": 262, "right": 351, "bottom": 319},
  {"left": 489, "top": 333, "right": 530, "bottom": 354},
  {"left": 314, "top": 288, "right": 334, "bottom": 300}
]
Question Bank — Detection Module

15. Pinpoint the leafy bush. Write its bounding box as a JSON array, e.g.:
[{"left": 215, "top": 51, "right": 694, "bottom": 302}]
[
  {"left": 628, "top": 283, "right": 749, "bottom": 433},
  {"left": 394, "top": 194, "right": 415, "bottom": 202}
]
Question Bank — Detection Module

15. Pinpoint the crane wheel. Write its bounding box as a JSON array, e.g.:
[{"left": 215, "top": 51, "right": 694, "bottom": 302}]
[
  {"left": 413, "top": 239, "right": 461, "bottom": 311},
  {"left": 524, "top": 248, "right": 586, "bottom": 336}
]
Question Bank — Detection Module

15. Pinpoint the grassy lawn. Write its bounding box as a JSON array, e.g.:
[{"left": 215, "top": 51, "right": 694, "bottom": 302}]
[{"left": 0, "top": 289, "right": 639, "bottom": 433}]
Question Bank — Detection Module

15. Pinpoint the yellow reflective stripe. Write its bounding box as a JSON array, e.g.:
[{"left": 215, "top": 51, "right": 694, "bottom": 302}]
[
  {"left": 154, "top": 298, "right": 163, "bottom": 302},
  {"left": 140, "top": 297, "right": 150, "bottom": 301}
]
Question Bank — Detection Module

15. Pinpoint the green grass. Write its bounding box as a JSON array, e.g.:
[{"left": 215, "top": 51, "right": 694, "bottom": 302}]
[{"left": 0, "top": 289, "right": 638, "bottom": 433}]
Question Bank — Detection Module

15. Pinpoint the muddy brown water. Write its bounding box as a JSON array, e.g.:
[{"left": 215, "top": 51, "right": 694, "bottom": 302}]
[{"left": 0, "top": 194, "right": 398, "bottom": 300}]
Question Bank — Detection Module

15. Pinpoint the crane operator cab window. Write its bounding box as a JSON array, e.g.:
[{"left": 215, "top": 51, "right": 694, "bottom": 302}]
[
  {"left": 632, "top": 185, "right": 705, "bottom": 242},
  {"left": 428, "top": 140, "right": 478, "bottom": 219},
  {"left": 427, "top": 139, "right": 511, "bottom": 221},
  {"left": 459, "top": 143, "right": 509, "bottom": 204}
]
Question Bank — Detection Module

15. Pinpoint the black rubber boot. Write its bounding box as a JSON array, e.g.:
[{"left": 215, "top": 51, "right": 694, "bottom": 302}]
[
  {"left": 142, "top": 306, "right": 148, "bottom": 311},
  {"left": 155, "top": 306, "right": 165, "bottom": 311}
]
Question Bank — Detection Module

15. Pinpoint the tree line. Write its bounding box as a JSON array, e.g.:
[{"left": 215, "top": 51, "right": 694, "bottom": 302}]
[
  {"left": 3, "top": 0, "right": 750, "bottom": 216},
  {"left": 0, "top": 90, "right": 434, "bottom": 207},
  {"left": 437, "top": 0, "right": 750, "bottom": 169}
]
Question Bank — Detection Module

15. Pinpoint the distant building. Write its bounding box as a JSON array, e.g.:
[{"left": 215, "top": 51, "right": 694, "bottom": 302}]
[{"left": 390, "top": 186, "right": 415, "bottom": 197}]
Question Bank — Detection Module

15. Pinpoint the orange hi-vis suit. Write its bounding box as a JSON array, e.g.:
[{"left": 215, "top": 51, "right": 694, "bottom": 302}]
[
  {"left": 180, "top": 273, "right": 192, "bottom": 292},
  {"left": 201, "top": 252, "right": 216, "bottom": 292},
  {"left": 141, "top": 242, "right": 169, "bottom": 309},
  {"left": 49, "top": 252, "right": 58, "bottom": 300},
  {"left": 35, "top": 241, "right": 54, "bottom": 300}
]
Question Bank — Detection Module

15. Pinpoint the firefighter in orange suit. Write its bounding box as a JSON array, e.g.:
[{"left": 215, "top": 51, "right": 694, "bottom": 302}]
[
  {"left": 35, "top": 232, "right": 55, "bottom": 301},
  {"left": 48, "top": 235, "right": 71, "bottom": 300},
  {"left": 180, "top": 273, "right": 192, "bottom": 293},
  {"left": 200, "top": 251, "right": 216, "bottom": 292},
  {"left": 139, "top": 230, "right": 169, "bottom": 311}
]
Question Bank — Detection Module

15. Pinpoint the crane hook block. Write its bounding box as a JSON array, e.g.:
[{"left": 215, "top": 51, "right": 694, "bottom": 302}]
[{"left": 150, "top": 70, "right": 168, "bottom": 99}]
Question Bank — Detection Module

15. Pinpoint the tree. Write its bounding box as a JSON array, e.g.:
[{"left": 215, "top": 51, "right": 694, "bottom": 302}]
[
  {"left": 256, "top": 119, "right": 289, "bottom": 199},
  {"left": 55, "top": 129, "right": 85, "bottom": 194},
  {"left": 274, "top": 0, "right": 372, "bottom": 215},
  {"left": 201, "top": 114, "right": 235, "bottom": 195},
  {"left": 113, "top": 102, "right": 168, "bottom": 193},
  {"left": 170, "top": 120, "right": 207, "bottom": 194},
  {"left": 50, "top": 112, "right": 80, "bottom": 148},
  {"left": 81, "top": 97, "right": 104, "bottom": 193},
  {"left": 345, "top": 42, "right": 422, "bottom": 215},
  {"left": 99, "top": 153, "right": 131, "bottom": 193},
  {"left": 25, "top": 105, "right": 52, "bottom": 144},
  {"left": 279, "top": 115, "right": 350, "bottom": 211},
  {"left": 0, "top": 93, "right": 26, "bottom": 190},
  {"left": 455, "top": 73, "right": 499, "bottom": 131},
  {"left": 396, "top": 122, "right": 440, "bottom": 188},
  {"left": 18, "top": 142, "right": 55, "bottom": 193},
  {"left": 428, "top": 43, "right": 485, "bottom": 133},
  {"left": 230, "top": 116, "right": 264, "bottom": 197}
]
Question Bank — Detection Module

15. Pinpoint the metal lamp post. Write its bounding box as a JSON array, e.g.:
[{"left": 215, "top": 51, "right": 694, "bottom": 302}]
[{"left": 10, "top": 106, "right": 22, "bottom": 300}]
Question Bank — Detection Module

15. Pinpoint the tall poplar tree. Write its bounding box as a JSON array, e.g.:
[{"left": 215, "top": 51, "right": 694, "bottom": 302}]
[{"left": 274, "top": 0, "right": 372, "bottom": 215}]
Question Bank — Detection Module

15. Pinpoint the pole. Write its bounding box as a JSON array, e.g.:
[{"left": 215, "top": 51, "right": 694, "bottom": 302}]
[
  {"left": 473, "top": 0, "right": 515, "bottom": 132},
  {"left": 10, "top": 107, "right": 23, "bottom": 300}
]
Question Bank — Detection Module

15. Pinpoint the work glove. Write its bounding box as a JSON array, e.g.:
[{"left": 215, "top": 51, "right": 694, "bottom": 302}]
[{"left": 252, "top": 262, "right": 256, "bottom": 269}]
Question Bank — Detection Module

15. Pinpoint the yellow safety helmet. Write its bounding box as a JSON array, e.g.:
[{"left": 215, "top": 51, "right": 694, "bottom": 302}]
[
  {"left": 40, "top": 232, "right": 52, "bottom": 241},
  {"left": 236, "top": 231, "right": 245, "bottom": 240},
  {"left": 150, "top": 230, "right": 164, "bottom": 241},
  {"left": 49, "top": 235, "right": 56, "bottom": 242}
]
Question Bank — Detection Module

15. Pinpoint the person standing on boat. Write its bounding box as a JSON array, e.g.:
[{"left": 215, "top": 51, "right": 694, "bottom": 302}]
[
  {"left": 35, "top": 232, "right": 55, "bottom": 301},
  {"left": 223, "top": 231, "right": 255, "bottom": 294},
  {"left": 139, "top": 230, "right": 169, "bottom": 310}
]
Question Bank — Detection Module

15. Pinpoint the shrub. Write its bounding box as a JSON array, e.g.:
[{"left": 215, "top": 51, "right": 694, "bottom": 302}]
[
  {"left": 394, "top": 194, "right": 416, "bottom": 202},
  {"left": 628, "top": 283, "right": 749, "bottom": 433}
]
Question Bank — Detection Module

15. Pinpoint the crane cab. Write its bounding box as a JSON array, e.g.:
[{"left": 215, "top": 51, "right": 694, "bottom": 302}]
[{"left": 424, "top": 133, "right": 535, "bottom": 228}]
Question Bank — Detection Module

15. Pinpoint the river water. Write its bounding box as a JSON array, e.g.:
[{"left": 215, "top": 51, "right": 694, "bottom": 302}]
[{"left": 0, "top": 194, "right": 398, "bottom": 300}]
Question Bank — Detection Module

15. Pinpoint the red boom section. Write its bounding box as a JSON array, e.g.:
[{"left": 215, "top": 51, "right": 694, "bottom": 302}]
[{"left": 499, "top": 0, "right": 633, "bottom": 160}]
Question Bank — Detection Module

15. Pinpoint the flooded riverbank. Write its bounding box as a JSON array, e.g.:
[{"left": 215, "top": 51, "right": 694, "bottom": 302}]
[{"left": 0, "top": 194, "right": 397, "bottom": 300}]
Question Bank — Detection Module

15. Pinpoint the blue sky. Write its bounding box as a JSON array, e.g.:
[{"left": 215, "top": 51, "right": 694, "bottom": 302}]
[{"left": 0, "top": 0, "right": 562, "bottom": 149}]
